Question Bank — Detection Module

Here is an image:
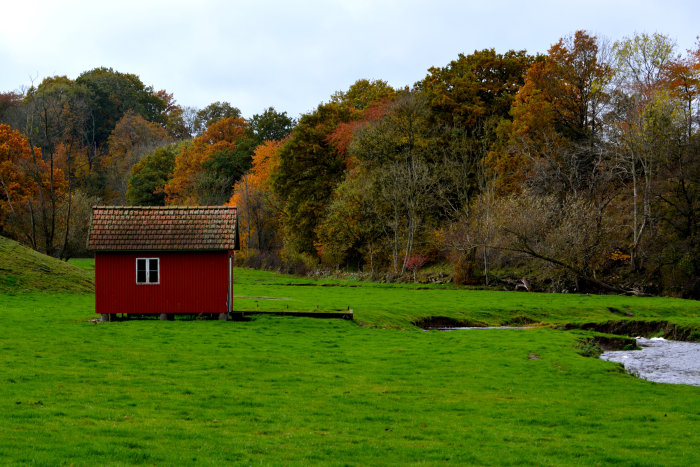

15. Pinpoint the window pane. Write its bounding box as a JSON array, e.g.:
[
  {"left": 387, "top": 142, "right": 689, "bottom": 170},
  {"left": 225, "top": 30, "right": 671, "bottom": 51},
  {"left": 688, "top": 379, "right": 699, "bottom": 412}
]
[
  {"left": 149, "top": 259, "right": 159, "bottom": 283},
  {"left": 137, "top": 259, "right": 147, "bottom": 283}
]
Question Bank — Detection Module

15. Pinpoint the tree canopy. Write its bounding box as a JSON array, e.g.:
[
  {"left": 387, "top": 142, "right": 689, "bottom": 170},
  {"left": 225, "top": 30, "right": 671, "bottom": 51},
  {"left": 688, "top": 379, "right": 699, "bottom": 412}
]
[{"left": 1, "top": 31, "right": 698, "bottom": 296}]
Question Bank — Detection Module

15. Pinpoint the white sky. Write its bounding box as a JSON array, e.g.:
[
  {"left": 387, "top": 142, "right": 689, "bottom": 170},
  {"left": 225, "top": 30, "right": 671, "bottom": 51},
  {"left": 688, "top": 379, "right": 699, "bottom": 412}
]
[{"left": 1, "top": 0, "right": 698, "bottom": 118}]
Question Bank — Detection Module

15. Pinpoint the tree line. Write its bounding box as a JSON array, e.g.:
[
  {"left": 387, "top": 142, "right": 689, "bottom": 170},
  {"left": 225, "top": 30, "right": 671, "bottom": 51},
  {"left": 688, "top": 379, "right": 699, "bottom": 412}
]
[
  {"left": 1, "top": 31, "right": 698, "bottom": 297},
  {"left": 0, "top": 67, "right": 293, "bottom": 258}
]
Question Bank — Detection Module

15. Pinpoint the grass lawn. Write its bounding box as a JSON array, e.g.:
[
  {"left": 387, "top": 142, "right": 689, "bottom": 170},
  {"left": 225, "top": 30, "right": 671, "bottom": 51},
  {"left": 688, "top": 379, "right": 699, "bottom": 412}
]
[
  {"left": 1, "top": 261, "right": 698, "bottom": 465},
  {"left": 67, "top": 257, "right": 95, "bottom": 272}
]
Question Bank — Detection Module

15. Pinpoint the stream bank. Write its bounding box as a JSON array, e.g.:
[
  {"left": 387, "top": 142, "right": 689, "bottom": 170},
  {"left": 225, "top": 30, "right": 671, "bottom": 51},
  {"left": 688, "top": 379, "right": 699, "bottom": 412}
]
[{"left": 561, "top": 320, "right": 698, "bottom": 341}]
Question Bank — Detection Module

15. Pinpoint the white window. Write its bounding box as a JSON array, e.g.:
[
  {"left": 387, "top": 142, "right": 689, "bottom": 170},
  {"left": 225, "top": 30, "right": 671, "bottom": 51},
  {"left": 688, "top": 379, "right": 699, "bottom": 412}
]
[{"left": 136, "top": 258, "right": 159, "bottom": 284}]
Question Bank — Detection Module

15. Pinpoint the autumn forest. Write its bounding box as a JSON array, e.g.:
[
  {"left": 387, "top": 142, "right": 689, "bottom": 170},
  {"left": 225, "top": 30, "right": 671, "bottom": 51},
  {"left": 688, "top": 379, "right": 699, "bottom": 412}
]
[{"left": 1, "top": 31, "right": 698, "bottom": 297}]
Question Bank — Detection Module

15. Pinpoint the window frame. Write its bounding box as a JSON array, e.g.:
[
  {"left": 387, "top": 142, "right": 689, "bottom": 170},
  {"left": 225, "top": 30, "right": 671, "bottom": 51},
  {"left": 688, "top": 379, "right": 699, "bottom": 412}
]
[{"left": 136, "top": 257, "right": 160, "bottom": 285}]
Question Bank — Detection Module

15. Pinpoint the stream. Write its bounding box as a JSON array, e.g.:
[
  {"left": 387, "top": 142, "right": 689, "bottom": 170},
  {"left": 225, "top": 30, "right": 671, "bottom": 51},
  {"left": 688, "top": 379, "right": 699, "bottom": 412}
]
[{"left": 600, "top": 337, "right": 700, "bottom": 386}]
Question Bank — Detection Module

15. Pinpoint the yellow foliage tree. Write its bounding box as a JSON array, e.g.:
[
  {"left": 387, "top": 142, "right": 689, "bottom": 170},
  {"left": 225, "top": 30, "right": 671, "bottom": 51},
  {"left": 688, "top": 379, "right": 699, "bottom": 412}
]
[
  {"left": 103, "top": 111, "right": 170, "bottom": 203},
  {"left": 228, "top": 139, "right": 284, "bottom": 250}
]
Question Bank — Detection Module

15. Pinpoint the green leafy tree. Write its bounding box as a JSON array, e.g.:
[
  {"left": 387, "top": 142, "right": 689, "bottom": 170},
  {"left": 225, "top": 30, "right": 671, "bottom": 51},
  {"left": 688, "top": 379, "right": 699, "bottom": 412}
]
[
  {"left": 350, "top": 92, "right": 440, "bottom": 274},
  {"left": 198, "top": 137, "right": 256, "bottom": 205},
  {"left": 126, "top": 142, "right": 182, "bottom": 205},
  {"left": 418, "top": 49, "right": 536, "bottom": 216},
  {"left": 419, "top": 49, "right": 535, "bottom": 130},
  {"left": 193, "top": 101, "right": 241, "bottom": 135},
  {"left": 315, "top": 170, "right": 383, "bottom": 270},
  {"left": 274, "top": 102, "right": 354, "bottom": 255},
  {"left": 75, "top": 68, "right": 167, "bottom": 175},
  {"left": 331, "top": 79, "right": 394, "bottom": 110},
  {"left": 248, "top": 107, "right": 295, "bottom": 143}
]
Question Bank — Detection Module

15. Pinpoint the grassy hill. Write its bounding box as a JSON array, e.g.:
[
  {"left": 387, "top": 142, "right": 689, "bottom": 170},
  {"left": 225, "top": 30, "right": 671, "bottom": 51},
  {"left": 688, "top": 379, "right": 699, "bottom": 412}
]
[{"left": 0, "top": 236, "right": 93, "bottom": 293}]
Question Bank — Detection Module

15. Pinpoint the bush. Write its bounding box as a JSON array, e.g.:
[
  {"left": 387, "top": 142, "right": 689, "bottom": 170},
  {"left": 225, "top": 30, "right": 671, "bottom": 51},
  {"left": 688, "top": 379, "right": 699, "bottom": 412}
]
[
  {"left": 234, "top": 248, "right": 282, "bottom": 271},
  {"left": 280, "top": 249, "right": 319, "bottom": 276},
  {"left": 453, "top": 260, "right": 481, "bottom": 285},
  {"left": 405, "top": 253, "right": 427, "bottom": 282},
  {"left": 574, "top": 338, "right": 603, "bottom": 358}
]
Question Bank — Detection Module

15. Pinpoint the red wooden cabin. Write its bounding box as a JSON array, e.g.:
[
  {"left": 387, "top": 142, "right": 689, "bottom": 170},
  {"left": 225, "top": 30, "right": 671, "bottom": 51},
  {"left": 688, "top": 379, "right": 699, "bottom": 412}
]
[{"left": 87, "top": 206, "right": 239, "bottom": 320}]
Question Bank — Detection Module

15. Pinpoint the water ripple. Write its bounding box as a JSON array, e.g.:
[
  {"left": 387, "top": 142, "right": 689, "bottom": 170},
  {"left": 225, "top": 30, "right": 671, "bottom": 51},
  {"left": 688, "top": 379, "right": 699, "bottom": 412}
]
[{"left": 601, "top": 338, "right": 700, "bottom": 386}]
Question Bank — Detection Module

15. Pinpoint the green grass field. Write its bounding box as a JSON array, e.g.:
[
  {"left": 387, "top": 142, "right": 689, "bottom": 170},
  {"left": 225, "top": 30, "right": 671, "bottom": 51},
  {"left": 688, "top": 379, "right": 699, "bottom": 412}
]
[
  {"left": 233, "top": 268, "right": 700, "bottom": 332},
  {"left": 1, "top": 242, "right": 699, "bottom": 465}
]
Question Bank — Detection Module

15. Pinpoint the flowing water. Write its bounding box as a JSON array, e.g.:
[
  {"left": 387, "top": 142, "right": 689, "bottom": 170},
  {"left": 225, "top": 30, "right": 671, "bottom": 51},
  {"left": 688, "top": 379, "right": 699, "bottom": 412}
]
[{"left": 600, "top": 337, "right": 700, "bottom": 386}]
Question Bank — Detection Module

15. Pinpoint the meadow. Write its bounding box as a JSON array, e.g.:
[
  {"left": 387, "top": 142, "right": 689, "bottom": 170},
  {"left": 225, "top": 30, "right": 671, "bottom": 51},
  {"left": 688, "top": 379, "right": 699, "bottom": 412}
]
[
  {"left": 0, "top": 251, "right": 698, "bottom": 465},
  {"left": 232, "top": 268, "right": 700, "bottom": 332}
]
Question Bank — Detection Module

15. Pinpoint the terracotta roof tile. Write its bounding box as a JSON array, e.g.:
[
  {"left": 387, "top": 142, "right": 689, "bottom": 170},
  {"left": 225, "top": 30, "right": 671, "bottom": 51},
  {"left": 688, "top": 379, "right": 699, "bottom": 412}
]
[{"left": 87, "top": 206, "right": 238, "bottom": 251}]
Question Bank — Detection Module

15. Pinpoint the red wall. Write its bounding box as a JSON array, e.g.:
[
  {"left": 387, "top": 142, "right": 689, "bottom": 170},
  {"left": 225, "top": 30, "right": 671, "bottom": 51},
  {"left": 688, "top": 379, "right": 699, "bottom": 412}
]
[{"left": 95, "top": 251, "right": 231, "bottom": 315}]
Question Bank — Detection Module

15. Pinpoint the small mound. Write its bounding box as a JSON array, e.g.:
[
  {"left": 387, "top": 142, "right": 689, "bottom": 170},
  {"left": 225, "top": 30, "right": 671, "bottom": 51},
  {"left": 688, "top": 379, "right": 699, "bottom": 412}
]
[
  {"left": 0, "top": 236, "right": 94, "bottom": 293},
  {"left": 502, "top": 314, "right": 539, "bottom": 326},
  {"left": 413, "top": 316, "right": 488, "bottom": 329},
  {"left": 574, "top": 335, "right": 638, "bottom": 357}
]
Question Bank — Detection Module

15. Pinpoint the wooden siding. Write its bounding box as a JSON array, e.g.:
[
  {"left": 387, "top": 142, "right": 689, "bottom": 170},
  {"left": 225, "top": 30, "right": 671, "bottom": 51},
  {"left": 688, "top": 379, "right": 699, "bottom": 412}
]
[{"left": 95, "top": 251, "right": 230, "bottom": 315}]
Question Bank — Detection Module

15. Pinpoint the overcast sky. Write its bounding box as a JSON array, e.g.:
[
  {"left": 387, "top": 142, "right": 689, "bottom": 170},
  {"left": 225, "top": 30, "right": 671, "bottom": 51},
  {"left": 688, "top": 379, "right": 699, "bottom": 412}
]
[{"left": 1, "top": 0, "right": 698, "bottom": 118}]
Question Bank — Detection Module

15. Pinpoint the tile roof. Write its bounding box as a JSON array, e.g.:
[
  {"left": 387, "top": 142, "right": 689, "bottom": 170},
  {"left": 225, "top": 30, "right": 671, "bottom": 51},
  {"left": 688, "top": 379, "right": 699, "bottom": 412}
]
[{"left": 87, "top": 206, "right": 238, "bottom": 251}]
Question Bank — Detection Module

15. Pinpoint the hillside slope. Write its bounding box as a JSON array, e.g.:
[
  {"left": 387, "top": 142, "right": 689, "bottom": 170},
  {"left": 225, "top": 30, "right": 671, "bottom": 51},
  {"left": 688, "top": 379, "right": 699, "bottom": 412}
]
[{"left": 0, "top": 236, "right": 93, "bottom": 293}]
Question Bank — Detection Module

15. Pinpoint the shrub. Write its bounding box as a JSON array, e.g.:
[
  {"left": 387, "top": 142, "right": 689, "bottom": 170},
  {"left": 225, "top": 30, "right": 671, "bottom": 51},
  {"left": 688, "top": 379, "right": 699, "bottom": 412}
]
[
  {"left": 280, "top": 248, "right": 319, "bottom": 276},
  {"left": 574, "top": 338, "right": 603, "bottom": 358},
  {"left": 453, "top": 260, "right": 481, "bottom": 285},
  {"left": 405, "top": 253, "right": 427, "bottom": 282}
]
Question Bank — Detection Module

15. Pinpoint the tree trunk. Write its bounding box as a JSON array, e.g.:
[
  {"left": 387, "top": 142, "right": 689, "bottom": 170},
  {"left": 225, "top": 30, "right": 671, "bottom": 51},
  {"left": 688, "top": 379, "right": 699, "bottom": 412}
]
[{"left": 60, "top": 180, "right": 73, "bottom": 260}]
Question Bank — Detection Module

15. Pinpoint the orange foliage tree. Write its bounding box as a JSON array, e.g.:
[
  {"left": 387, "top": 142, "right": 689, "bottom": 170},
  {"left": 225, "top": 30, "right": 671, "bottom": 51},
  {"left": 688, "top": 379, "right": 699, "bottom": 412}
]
[
  {"left": 0, "top": 124, "right": 66, "bottom": 249},
  {"left": 325, "top": 99, "right": 391, "bottom": 170},
  {"left": 165, "top": 116, "right": 247, "bottom": 205},
  {"left": 0, "top": 124, "right": 35, "bottom": 231},
  {"left": 664, "top": 42, "right": 700, "bottom": 140},
  {"left": 491, "top": 31, "right": 613, "bottom": 195},
  {"left": 154, "top": 89, "right": 191, "bottom": 139}
]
